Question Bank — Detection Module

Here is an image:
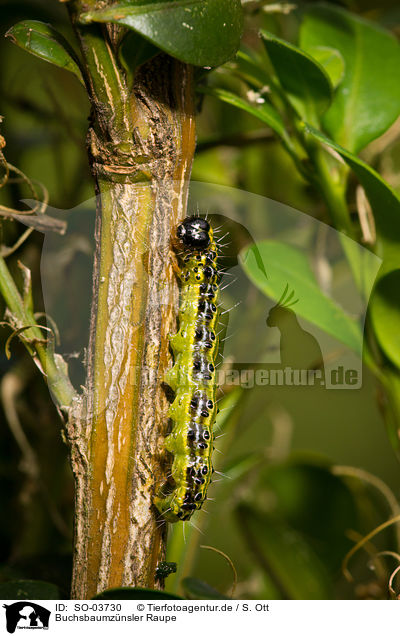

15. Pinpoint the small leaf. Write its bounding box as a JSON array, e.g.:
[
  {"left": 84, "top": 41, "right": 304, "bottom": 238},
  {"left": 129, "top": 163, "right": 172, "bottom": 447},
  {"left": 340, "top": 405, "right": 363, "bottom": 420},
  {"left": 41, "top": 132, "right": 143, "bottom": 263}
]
[
  {"left": 240, "top": 240, "right": 363, "bottom": 354},
  {"left": 234, "top": 49, "right": 271, "bottom": 87},
  {"left": 300, "top": 3, "right": 400, "bottom": 153},
  {"left": 260, "top": 29, "right": 332, "bottom": 124},
  {"left": 370, "top": 270, "right": 400, "bottom": 369},
  {"left": 302, "top": 123, "right": 400, "bottom": 275},
  {"left": 181, "top": 577, "right": 228, "bottom": 600},
  {"left": 93, "top": 587, "right": 181, "bottom": 599},
  {"left": 5, "top": 20, "right": 84, "bottom": 85},
  {"left": 0, "top": 579, "right": 61, "bottom": 600},
  {"left": 305, "top": 46, "right": 344, "bottom": 89},
  {"left": 214, "top": 387, "right": 243, "bottom": 434},
  {"left": 155, "top": 561, "right": 177, "bottom": 581},
  {"left": 118, "top": 30, "right": 160, "bottom": 76},
  {"left": 198, "top": 86, "right": 287, "bottom": 140},
  {"left": 79, "top": 0, "right": 243, "bottom": 68}
]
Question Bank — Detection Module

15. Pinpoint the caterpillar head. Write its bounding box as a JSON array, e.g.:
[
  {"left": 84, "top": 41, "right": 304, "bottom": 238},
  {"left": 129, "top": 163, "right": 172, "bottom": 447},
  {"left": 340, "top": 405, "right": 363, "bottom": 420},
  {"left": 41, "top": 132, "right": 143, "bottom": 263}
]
[{"left": 176, "top": 216, "right": 212, "bottom": 250}]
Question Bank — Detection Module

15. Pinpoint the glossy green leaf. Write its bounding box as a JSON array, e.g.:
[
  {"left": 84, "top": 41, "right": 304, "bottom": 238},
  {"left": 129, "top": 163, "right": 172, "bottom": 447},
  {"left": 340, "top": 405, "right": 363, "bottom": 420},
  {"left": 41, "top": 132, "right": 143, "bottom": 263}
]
[
  {"left": 181, "top": 577, "right": 228, "bottom": 599},
  {"left": 5, "top": 20, "right": 84, "bottom": 84},
  {"left": 93, "top": 587, "right": 181, "bottom": 599},
  {"left": 260, "top": 29, "right": 332, "bottom": 123},
  {"left": 302, "top": 123, "right": 400, "bottom": 274},
  {"left": 0, "top": 579, "right": 61, "bottom": 600},
  {"left": 199, "top": 86, "right": 287, "bottom": 140},
  {"left": 236, "top": 505, "right": 332, "bottom": 599},
  {"left": 305, "top": 46, "right": 344, "bottom": 89},
  {"left": 234, "top": 49, "right": 271, "bottom": 87},
  {"left": 300, "top": 4, "right": 400, "bottom": 153},
  {"left": 370, "top": 270, "right": 400, "bottom": 369},
  {"left": 118, "top": 30, "right": 160, "bottom": 76},
  {"left": 79, "top": 0, "right": 243, "bottom": 68},
  {"left": 240, "top": 240, "right": 362, "bottom": 353}
]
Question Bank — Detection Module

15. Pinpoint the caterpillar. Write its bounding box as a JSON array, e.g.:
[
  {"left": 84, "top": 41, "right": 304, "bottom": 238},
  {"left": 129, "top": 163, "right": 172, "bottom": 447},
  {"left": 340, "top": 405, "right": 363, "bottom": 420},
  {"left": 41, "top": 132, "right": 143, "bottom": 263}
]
[{"left": 154, "top": 216, "right": 220, "bottom": 523}]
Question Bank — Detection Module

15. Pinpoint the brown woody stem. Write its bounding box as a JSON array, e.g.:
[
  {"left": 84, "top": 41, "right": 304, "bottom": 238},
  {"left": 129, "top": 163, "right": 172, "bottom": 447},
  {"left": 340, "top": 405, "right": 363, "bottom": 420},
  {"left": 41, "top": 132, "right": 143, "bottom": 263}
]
[{"left": 66, "top": 3, "right": 195, "bottom": 599}]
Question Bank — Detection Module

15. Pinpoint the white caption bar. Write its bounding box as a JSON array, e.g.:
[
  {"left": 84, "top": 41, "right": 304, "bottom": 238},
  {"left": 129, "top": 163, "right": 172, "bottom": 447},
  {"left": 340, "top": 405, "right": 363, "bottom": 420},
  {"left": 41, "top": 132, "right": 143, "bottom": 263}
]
[{"left": 1, "top": 599, "right": 397, "bottom": 636}]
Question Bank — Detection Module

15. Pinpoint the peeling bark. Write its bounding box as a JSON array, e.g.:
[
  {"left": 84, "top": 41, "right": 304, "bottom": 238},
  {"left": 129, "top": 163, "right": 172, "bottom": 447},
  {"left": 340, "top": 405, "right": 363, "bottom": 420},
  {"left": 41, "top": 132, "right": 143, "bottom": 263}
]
[{"left": 64, "top": 11, "right": 196, "bottom": 598}]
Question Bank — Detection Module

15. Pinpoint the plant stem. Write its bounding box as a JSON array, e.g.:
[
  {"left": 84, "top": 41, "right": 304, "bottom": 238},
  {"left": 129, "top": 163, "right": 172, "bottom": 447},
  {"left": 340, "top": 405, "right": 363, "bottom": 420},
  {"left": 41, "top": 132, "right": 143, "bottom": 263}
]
[
  {"left": 307, "top": 141, "right": 354, "bottom": 237},
  {"left": 0, "top": 254, "right": 76, "bottom": 408},
  {"left": 66, "top": 2, "right": 196, "bottom": 598}
]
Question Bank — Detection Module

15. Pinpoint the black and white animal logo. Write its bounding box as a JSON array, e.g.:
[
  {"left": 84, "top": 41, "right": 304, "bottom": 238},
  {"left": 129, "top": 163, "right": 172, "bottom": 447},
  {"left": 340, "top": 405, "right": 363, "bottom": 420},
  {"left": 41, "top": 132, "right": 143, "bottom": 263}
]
[{"left": 3, "top": 602, "right": 50, "bottom": 633}]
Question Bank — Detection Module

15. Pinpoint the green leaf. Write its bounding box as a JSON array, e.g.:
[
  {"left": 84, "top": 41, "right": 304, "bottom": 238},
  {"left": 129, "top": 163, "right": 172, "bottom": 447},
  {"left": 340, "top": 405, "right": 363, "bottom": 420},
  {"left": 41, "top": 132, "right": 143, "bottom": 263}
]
[
  {"left": 370, "top": 270, "right": 400, "bottom": 369},
  {"left": 260, "top": 29, "right": 332, "bottom": 124},
  {"left": 240, "top": 240, "right": 362, "bottom": 354},
  {"left": 236, "top": 505, "right": 332, "bottom": 599},
  {"left": 155, "top": 561, "right": 177, "bottom": 581},
  {"left": 118, "top": 30, "right": 160, "bottom": 76},
  {"left": 5, "top": 20, "right": 84, "bottom": 85},
  {"left": 223, "top": 451, "right": 264, "bottom": 482},
  {"left": 198, "top": 86, "right": 287, "bottom": 140},
  {"left": 0, "top": 579, "right": 61, "bottom": 600},
  {"left": 300, "top": 3, "right": 400, "bottom": 153},
  {"left": 214, "top": 386, "right": 243, "bottom": 434},
  {"left": 305, "top": 46, "right": 344, "bottom": 89},
  {"left": 93, "top": 587, "right": 181, "bottom": 599},
  {"left": 79, "top": 0, "right": 243, "bottom": 68},
  {"left": 302, "top": 123, "right": 400, "bottom": 275},
  {"left": 234, "top": 49, "right": 271, "bottom": 87},
  {"left": 181, "top": 577, "right": 228, "bottom": 599}
]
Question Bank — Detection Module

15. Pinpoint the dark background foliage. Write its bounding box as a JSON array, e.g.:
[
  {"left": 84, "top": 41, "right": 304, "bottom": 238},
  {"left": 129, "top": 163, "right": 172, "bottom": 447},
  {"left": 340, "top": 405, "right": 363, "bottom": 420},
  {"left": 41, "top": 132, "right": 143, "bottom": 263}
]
[{"left": 1, "top": 0, "right": 400, "bottom": 600}]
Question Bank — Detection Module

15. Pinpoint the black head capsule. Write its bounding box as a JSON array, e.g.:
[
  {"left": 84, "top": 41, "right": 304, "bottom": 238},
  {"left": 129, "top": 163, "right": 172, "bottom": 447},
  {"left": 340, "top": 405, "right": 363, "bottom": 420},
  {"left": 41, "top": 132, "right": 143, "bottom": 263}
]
[{"left": 176, "top": 216, "right": 211, "bottom": 250}]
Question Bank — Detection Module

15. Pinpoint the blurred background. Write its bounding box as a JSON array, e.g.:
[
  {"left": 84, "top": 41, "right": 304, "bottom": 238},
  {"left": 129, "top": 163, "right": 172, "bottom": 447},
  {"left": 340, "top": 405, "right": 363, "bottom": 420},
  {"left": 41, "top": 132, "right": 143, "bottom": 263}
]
[{"left": 1, "top": 0, "right": 400, "bottom": 600}]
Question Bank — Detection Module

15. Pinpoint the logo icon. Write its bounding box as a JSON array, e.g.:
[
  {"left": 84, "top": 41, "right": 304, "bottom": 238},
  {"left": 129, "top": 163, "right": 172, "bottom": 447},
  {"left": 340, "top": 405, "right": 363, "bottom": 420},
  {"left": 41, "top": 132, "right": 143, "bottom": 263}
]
[
  {"left": 266, "top": 284, "right": 325, "bottom": 384},
  {"left": 3, "top": 602, "right": 50, "bottom": 634}
]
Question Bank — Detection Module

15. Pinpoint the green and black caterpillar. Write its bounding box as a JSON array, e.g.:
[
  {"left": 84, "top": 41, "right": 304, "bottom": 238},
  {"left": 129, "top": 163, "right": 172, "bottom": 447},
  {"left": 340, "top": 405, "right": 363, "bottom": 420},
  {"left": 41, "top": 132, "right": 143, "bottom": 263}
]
[{"left": 154, "top": 216, "right": 220, "bottom": 523}]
